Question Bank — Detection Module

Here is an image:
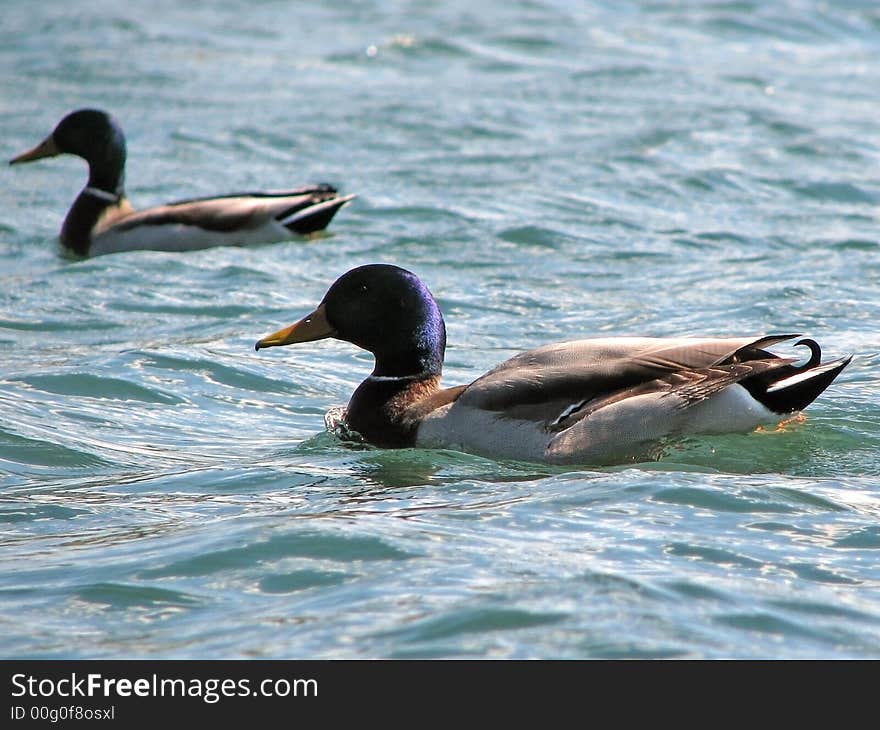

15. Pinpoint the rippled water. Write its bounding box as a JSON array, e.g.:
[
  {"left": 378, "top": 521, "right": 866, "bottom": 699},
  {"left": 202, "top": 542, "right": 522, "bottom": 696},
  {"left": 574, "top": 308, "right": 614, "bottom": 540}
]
[{"left": 2, "top": 0, "right": 880, "bottom": 658}]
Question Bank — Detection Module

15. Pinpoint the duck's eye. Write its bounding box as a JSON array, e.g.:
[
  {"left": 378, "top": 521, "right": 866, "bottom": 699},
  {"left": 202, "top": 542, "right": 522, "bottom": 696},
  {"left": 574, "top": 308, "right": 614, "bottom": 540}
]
[{"left": 359, "top": 284, "right": 369, "bottom": 294}]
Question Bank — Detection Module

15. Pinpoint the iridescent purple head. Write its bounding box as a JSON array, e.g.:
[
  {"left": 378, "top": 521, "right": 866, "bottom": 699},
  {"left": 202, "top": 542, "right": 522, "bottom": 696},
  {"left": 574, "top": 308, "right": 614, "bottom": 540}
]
[{"left": 256, "top": 264, "right": 447, "bottom": 378}]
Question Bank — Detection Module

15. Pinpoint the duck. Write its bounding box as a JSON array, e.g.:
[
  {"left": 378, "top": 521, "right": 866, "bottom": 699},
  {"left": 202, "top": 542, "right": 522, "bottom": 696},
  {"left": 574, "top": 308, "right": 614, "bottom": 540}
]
[
  {"left": 254, "top": 264, "right": 852, "bottom": 465},
  {"left": 9, "top": 108, "right": 355, "bottom": 257}
]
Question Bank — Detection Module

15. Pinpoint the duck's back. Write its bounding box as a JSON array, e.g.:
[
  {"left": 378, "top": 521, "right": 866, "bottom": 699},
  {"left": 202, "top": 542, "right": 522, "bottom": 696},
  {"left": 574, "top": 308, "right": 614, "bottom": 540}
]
[
  {"left": 415, "top": 335, "right": 800, "bottom": 464},
  {"left": 88, "top": 188, "right": 353, "bottom": 255},
  {"left": 456, "top": 336, "right": 780, "bottom": 411}
]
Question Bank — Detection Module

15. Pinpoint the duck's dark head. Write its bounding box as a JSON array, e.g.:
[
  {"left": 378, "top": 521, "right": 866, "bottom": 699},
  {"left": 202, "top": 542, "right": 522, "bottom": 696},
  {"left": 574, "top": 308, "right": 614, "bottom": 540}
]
[
  {"left": 10, "top": 109, "right": 126, "bottom": 193},
  {"left": 256, "top": 264, "right": 447, "bottom": 377}
]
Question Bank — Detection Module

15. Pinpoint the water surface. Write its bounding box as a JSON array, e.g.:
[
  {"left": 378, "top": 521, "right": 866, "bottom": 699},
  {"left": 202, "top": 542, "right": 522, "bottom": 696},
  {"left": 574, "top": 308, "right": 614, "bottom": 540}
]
[{"left": 2, "top": 0, "right": 879, "bottom": 658}]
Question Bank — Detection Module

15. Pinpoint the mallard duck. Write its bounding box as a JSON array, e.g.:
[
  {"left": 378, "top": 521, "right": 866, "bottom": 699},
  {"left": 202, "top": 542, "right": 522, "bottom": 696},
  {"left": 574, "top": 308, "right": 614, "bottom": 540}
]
[
  {"left": 254, "top": 264, "right": 852, "bottom": 465},
  {"left": 9, "top": 108, "right": 355, "bottom": 257}
]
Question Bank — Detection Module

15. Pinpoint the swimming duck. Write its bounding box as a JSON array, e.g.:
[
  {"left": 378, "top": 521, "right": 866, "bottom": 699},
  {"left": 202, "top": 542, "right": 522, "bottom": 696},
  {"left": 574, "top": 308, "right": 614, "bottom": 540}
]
[
  {"left": 255, "top": 264, "right": 852, "bottom": 465},
  {"left": 9, "top": 108, "right": 355, "bottom": 257}
]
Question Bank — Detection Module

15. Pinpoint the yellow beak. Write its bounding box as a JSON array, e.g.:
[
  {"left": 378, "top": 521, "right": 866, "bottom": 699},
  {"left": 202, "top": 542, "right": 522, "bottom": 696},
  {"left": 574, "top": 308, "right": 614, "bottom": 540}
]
[
  {"left": 254, "top": 303, "right": 336, "bottom": 350},
  {"left": 10, "top": 135, "right": 60, "bottom": 165}
]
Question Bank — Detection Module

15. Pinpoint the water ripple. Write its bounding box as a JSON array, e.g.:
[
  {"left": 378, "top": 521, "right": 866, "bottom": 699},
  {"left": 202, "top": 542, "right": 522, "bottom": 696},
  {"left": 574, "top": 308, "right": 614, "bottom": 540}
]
[{"left": 2, "top": 0, "right": 879, "bottom": 660}]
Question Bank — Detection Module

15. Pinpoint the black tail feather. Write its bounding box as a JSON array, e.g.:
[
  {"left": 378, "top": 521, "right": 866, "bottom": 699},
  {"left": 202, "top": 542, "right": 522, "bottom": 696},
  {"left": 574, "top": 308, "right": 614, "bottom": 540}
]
[
  {"left": 743, "top": 347, "right": 851, "bottom": 414},
  {"left": 281, "top": 195, "right": 354, "bottom": 235},
  {"left": 793, "top": 338, "right": 821, "bottom": 368}
]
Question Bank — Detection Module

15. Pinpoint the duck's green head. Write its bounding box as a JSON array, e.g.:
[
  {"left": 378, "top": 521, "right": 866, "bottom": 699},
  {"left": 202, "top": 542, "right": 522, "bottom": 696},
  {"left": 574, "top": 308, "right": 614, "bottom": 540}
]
[
  {"left": 256, "top": 264, "right": 447, "bottom": 377},
  {"left": 10, "top": 109, "right": 126, "bottom": 187}
]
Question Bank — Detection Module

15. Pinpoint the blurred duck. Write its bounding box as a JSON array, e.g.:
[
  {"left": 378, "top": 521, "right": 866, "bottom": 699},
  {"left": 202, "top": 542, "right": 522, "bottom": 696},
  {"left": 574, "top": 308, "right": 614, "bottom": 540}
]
[
  {"left": 10, "top": 108, "right": 355, "bottom": 256},
  {"left": 255, "top": 264, "right": 852, "bottom": 466}
]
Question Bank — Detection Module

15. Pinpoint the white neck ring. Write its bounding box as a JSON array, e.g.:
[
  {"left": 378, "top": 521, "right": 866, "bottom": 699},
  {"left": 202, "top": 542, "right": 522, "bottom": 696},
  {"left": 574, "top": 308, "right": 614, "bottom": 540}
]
[{"left": 83, "top": 186, "right": 120, "bottom": 203}]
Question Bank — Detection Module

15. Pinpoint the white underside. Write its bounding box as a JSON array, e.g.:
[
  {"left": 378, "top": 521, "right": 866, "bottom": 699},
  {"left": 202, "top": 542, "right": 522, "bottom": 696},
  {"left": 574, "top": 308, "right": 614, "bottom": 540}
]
[
  {"left": 416, "top": 384, "right": 780, "bottom": 465},
  {"left": 88, "top": 219, "right": 292, "bottom": 255}
]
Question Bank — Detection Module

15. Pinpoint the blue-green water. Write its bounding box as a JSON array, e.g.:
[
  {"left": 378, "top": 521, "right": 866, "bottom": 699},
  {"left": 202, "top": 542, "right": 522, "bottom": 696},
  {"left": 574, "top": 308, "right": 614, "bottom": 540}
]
[{"left": 2, "top": 0, "right": 879, "bottom": 658}]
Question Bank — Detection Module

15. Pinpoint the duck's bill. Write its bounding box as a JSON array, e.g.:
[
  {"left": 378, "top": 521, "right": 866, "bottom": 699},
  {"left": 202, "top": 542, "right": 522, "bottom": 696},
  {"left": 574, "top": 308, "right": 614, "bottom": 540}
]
[
  {"left": 255, "top": 303, "right": 336, "bottom": 350},
  {"left": 10, "top": 135, "right": 59, "bottom": 165}
]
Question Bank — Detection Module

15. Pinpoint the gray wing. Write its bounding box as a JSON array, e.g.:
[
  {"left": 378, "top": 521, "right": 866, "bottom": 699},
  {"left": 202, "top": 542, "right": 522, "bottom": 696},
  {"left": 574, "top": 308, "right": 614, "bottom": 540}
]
[
  {"left": 166, "top": 184, "right": 339, "bottom": 205},
  {"left": 112, "top": 189, "right": 348, "bottom": 233},
  {"left": 458, "top": 334, "right": 800, "bottom": 417},
  {"left": 547, "top": 358, "right": 796, "bottom": 433}
]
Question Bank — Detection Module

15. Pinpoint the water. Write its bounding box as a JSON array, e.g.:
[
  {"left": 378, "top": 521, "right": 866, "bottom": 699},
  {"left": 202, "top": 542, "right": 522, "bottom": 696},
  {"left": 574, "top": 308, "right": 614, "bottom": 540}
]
[{"left": 2, "top": 0, "right": 879, "bottom": 658}]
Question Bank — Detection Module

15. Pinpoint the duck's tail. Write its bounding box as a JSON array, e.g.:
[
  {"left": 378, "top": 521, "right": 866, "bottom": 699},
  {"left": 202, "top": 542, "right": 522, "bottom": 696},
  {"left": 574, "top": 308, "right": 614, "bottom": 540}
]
[
  {"left": 741, "top": 338, "right": 852, "bottom": 414},
  {"left": 278, "top": 193, "right": 356, "bottom": 235}
]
